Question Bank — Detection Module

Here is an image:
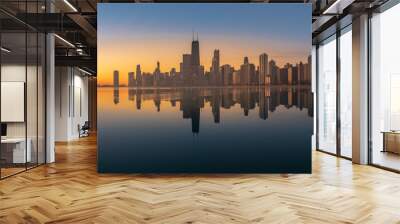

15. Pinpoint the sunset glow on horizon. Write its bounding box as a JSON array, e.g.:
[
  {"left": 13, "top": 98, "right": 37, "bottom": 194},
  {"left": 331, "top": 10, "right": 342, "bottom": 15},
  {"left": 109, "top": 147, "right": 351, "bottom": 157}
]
[{"left": 98, "top": 3, "right": 311, "bottom": 85}]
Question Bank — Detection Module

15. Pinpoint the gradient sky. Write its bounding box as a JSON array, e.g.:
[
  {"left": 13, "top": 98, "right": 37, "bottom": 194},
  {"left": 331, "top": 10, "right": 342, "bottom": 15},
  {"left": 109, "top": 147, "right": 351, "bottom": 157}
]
[{"left": 98, "top": 3, "right": 311, "bottom": 85}]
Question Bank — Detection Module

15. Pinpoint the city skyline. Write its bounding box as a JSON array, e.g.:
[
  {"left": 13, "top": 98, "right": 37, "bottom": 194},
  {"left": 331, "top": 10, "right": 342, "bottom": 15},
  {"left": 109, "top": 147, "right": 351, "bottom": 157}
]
[
  {"left": 101, "top": 37, "right": 312, "bottom": 87},
  {"left": 98, "top": 4, "right": 311, "bottom": 86}
]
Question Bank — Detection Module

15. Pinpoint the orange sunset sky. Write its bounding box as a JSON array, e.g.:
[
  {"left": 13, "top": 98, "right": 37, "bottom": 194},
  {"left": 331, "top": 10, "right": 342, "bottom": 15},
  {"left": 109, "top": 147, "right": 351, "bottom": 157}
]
[{"left": 97, "top": 4, "right": 311, "bottom": 85}]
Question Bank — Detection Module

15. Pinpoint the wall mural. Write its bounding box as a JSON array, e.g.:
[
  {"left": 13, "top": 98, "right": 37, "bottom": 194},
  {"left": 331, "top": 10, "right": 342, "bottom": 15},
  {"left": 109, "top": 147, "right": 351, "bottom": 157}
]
[{"left": 98, "top": 3, "right": 312, "bottom": 173}]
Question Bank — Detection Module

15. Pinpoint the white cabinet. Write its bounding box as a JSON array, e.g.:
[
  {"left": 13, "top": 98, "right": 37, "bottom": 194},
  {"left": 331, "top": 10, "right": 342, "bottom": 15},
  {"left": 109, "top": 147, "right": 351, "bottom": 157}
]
[{"left": 1, "top": 138, "right": 32, "bottom": 163}]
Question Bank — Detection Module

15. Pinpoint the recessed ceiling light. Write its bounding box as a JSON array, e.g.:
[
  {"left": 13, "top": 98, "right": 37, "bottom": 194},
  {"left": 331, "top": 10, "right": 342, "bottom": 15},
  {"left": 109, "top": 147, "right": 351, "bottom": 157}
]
[
  {"left": 63, "top": 0, "right": 78, "bottom": 12},
  {"left": 54, "top": 34, "right": 75, "bottom": 48},
  {"left": 78, "top": 67, "right": 93, "bottom": 76},
  {"left": 1, "top": 47, "right": 11, "bottom": 53}
]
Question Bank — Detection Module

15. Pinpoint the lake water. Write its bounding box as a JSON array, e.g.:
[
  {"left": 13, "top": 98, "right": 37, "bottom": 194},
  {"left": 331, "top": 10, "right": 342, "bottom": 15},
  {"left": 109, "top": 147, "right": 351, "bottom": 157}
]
[{"left": 98, "top": 86, "right": 313, "bottom": 173}]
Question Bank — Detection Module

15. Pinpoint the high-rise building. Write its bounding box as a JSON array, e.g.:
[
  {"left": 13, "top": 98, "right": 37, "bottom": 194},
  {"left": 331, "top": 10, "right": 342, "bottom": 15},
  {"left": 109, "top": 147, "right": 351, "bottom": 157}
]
[
  {"left": 191, "top": 36, "right": 200, "bottom": 69},
  {"left": 221, "top": 64, "right": 233, "bottom": 86},
  {"left": 259, "top": 53, "right": 269, "bottom": 85},
  {"left": 288, "top": 65, "right": 294, "bottom": 85},
  {"left": 240, "top": 57, "right": 255, "bottom": 85},
  {"left": 113, "top": 70, "right": 119, "bottom": 89},
  {"left": 269, "top": 60, "right": 279, "bottom": 85},
  {"left": 232, "top": 70, "right": 241, "bottom": 85},
  {"left": 298, "top": 62, "right": 305, "bottom": 84},
  {"left": 211, "top": 49, "right": 220, "bottom": 85},
  {"left": 244, "top": 56, "right": 249, "bottom": 64},
  {"left": 190, "top": 35, "right": 201, "bottom": 85},
  {"left": 136, "top": 65, "right": 142, "bottom": 86},
  {"left": 181, "top": 54, "right": 192, "bottom": 84},
  {"left": 279, "top": 67, "right": 288, "bottom": 84},
  {"left": 128, "top": 72, "right": 135, "bottom": 87},
  {"left": 153, "top": 61, "right": 161, "bottom": 86},
  {"left": 307, "top": 55, "right": 312, "bottom": 84}
]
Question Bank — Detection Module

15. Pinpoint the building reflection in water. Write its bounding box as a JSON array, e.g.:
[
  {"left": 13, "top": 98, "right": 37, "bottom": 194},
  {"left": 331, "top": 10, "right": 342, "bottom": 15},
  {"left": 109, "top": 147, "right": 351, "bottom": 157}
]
[
  {"left": 124, "top": 86, "right": 313, "bottom": 134},
  {"left": 113, "top": 88, "right": 119, "bottom": 105}
]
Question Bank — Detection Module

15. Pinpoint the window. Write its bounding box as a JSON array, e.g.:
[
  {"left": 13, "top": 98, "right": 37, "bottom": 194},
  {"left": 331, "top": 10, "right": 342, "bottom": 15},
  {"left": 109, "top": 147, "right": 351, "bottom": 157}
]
[
  {"left": 370, "top": 2, "right": 400, "bottom": 171},
  {"left": 317, "top": 35, "right": 337, "bottom": 154},
  {"left": 339, "top": 26, "right": 352, "bottom": 158},
  {"left": 0, "top": 2, "right": 46, "bottom": 179}
]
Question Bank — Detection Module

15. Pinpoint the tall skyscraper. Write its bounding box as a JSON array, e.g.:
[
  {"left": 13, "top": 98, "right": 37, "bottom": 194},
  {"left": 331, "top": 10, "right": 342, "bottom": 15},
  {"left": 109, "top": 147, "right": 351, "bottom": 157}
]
[
  {"left": 128, "top": 72, "right": 135, "bottom": 87},
  {"left": 211, "top": 49, "right": 220, "bottom": 85},
  {"left": 269, "top": 60, "right": 279, "bottom": 85},
  {"left": 113, "top": 70, "right": 119, "bottom": 89},
  {"left": 240, "top": 57, "right": 255, "bottom": 85},
  {"left": 244, "top": 56, "right": 249, "bottom": 64},
  {"left": 221, "top": 64, "right": 233, "bottom": 86},
  {"left": 136, "top": 65, "right": 142, "bottom": 86},
  {"left": 153, "top": 61, "right": 161, "bottom": 86},
  {"left": 189, "top": 34, "right": 201, "bottom": 85},
  {"left": 279, "top": 67, "right": 288, "bottom": 84},
  {"left": 181, "top": 54, "right": 192, "bottom": 84},
  {"left": 287, "top": 65, "right": 294, "bottom": 85},
  {"left": 298, "top": 62, "right": 304, "bottom": 84},
  {"left": 259, "top": 53, "right": 269, "bottom": 85},
  {"left": 191, "top": 35, "right": 200, "bottom": 69},
  {"left": 232, "top": 70, "right": 241, "bottom": 85}
]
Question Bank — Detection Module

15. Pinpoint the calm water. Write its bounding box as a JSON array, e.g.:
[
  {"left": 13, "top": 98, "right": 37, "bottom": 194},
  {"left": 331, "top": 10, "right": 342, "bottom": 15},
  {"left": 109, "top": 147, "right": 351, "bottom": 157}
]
[{"left": 98, "top": 86, "right": 313, "bottom": 173}]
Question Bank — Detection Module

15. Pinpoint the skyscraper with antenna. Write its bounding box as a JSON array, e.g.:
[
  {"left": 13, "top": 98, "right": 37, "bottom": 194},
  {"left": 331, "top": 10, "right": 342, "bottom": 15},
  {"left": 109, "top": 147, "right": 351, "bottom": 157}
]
[
  {"left": 191, "top": 31, "right": 201, "bottom": 84},
  {"left": 191, "top": 32, "right": 200, "bottom": 68}
]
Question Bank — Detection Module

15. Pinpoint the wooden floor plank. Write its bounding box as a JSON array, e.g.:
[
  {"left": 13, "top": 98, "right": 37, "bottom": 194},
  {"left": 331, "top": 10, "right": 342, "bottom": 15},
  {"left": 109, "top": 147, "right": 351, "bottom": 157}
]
[{"left": 1, "top": 134, "right": 400, "bottom": 223}]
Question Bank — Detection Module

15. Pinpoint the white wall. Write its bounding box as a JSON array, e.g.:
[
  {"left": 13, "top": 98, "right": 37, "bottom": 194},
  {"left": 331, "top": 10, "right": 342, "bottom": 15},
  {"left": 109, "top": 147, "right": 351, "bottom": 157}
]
[
  {"left": 1, "top": 65, "right": 36, "bottom": 138},
  {"left": 55, "top": 67, "right": 89, "bottom": 141},
  {"left": 1, "top": 63, "right": 46, "bottom": 164}
]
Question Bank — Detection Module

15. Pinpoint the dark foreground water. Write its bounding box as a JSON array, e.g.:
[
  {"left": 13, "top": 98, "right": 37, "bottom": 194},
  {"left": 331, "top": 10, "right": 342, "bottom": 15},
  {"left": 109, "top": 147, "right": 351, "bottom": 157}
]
[{"left": 98, "top": 86, "right": 313, "bottom": 173}]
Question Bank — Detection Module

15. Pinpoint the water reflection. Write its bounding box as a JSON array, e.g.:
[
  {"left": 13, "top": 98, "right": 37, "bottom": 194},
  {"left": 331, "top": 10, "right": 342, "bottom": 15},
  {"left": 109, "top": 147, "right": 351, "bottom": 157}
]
[
  {"left": 99, "top": 86, "right": 313, "bottom": 173},
  {"left": 113, "top": 86, "right": 313, "bottom": 134}
]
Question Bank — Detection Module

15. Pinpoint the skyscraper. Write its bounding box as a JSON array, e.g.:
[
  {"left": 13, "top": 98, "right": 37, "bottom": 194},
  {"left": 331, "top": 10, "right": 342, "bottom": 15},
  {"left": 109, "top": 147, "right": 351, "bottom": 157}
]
[
  {"left": 191, "top": 35, "right": 200, "bottom": 69},
  {"left": 279, "top": 67, "right": 288, "bottom": 84},
  {"left": 113, "top": 70, "right": 119, "bottom": 89},
  {"left": 232, "top": 70, "right": 241, "bottom": 85},
  {"left": 269, "top": 60, "right": 279, "bottom": 85},
  {"left": 298, "top": 62, "right": 304, "bottom": 84},
  {"left": 259, "top": 53, "right": 269, "bottom": 85},
  {"left": 136, "top": 65, "right": 142, "bottom": 86},
  {"left": 189, "top": 34, "right": 201, "bottom": 85},
  {"left": 287, "top": 64, "right": 294, "bottom": 85},
  {"left": 221, "top": 64, "right": 233, "bottom": 86},
  {"left": 153, "top": 61, "right": 161, "bottom": 86},
  {"left": 211, "top": 49, "right": 220, "bottom": 85},
  {"left": 128, "top": 72, "right": 135, "bottom": 88},
  {"left": 181, "top": 54, "right": 192, "bottom": 84},
  {"left": 240, "top": 57, "right": 255, "bottom": 85}
]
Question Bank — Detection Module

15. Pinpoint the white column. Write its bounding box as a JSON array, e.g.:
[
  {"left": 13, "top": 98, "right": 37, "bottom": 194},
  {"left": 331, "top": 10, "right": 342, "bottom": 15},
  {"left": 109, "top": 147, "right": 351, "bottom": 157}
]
[
  {"left": 352, "top": 14, "right": 369, "bottom": 164},
  {"left": 46, "top": 32, "right": 55, "bottom": 163}
]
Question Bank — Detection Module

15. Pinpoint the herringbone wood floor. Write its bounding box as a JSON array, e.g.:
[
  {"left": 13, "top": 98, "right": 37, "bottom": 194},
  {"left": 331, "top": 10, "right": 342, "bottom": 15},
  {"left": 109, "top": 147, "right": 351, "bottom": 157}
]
[{"left": 1, "top": 135, "right": 400, "bottom": 224}]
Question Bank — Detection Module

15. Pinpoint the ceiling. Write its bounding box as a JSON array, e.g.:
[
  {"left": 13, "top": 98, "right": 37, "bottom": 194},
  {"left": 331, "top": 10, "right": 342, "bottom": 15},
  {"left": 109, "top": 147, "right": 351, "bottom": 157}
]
[{"left": 0, "top": 0, "right": 388, "bottom": 75}]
